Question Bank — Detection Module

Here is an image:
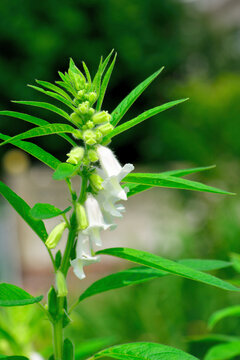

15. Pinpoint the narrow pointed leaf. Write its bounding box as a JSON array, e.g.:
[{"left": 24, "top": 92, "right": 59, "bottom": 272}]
[
  {"left": 31, "top": 203, "right": 71, "bottom": 219},
  {"left": 82, "top": 62, "right": 92, "bottom": 85},
  {"left": 28, "top": 85, "right": 75, "bottom": 110},
  {"left": 79, "top": 259, "right": 231, "bottom": 303},
  {"left": 96, "top": 54, "right": 117, "bottom": 111},
  {"left": 79, "top": 267, "right": 167, "bottom": 302},
  {"left": 204, "top": 342, "right": 240, "bottom": 360},
  {"left": 0, "top": 181, "right": 48, "bottom": 242},
  {"left": 104, "top": 98, "right": 187, "bottom": 142},
  {"left": 123, "top": 173, "right": 234, "bottom": 195},
  {"left": 92, "top": 342, "right": 198, "bottom": 360},
  {"left": 36, "top": 80, "right": 73, "bottom": 101},
  {"left": 0, "top": 133, "right": 60, "bottom": 169},
  {"left": 92, "top": 57, "right": 103, "bottom": 96},
  {"left": 13, "top": 100, "right": 71, "bottom": 121},
  {"left": 0, "top": 123, "right": 76, "bottom": 146},
  {"left": 188, "top": 334, "right": 240, "bottom": 344},
  {"left": 125, "top": 166, "right": 216, "bottom": 197},
  {"left": 0, "top": 111, "right": 77, "bottom": 146},
  {"left": 0, "top": 283, "right": 43, "bottom": 306},
  {"left": 111, "top": 67, "right": 164, "bottom": 126},
  {"left": 208, "top": 305, "right": 240, "bottom": 329},
  {"left": 97, "top": 248, "right": 240, "bottom": 292},
  {"left": 0, "top": 357, "right": 29, "bottom": 359},
  {"left": 101, "top": 50, "right": 115, "bottom": 74}
]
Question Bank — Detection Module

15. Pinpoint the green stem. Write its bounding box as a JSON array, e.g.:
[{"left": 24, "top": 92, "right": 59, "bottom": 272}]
[
  {"left": 78, "top": 173, "right": 88, "bottom": 203},
  {"left": 53, "top": 317, "right": 63, "bottom": 360},
  {"left": 61, "top": 213, "right": 78, "bottom": 276}
]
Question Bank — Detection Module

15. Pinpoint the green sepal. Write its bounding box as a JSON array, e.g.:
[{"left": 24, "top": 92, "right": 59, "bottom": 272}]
[
  {"left": 52, "top": 163, "right": 78, "bottom": 180},
  {"left": 63, "top": 338, "right": 74, "bottom": 360},
  {"left": 48, "top": 286, "right": 58, "bottom": 319},
  {"left": 55, "top": 250, "right": 62, "bottom": 270}
]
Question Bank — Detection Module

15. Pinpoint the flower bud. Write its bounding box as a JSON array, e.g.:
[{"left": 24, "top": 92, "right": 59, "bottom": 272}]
[
  {"left": 95, "top": 129, "right": 103, "bottom": 142},
  {"left": 89, "top": 173, "right": 104, "bottom": 192},
  {"left": 69, "top": 70, "right": 85, "bottom": 90},
  {"left": 98, "top": 123, "right": 114, "bottom": 136},
  {"left": 46, "top": 222, "right": 67, "bottom": 249},
  {"left": 70, "top": 112, "right": 83, "bottom": 126},
  {"left": 76, "top": 203, "right": 89, "bottom": 230},
  {"left": 77, "top": 90, "right": 86, "bottom": 99},
  {"left": 66, "top": 147, "right": 84, "bottom": 165},
  {"left": 88, "top": 149, "right": 99, "bottom": 162},
  {"left": 78, "top": 101, "right": 90, "bottom": 115},
  {"left": 88, "top": 108, "right": 95, "bottom": 116},
  {"left": 86, "top": 120, "right": 94, "bottom": 129},
  {"left": 88, "top": 92, "right": 97, "bottom": 103},
  {"left": 83, "top": 130, "right": 97, "bottom": 145},
  {"left": 72, "top": 130, "right": 83, "bottom": 140},
  {"left": 92, "top": 111, "right": 111, "bottom": 125},
  {"left": 56, "top": 271, "right": 68, "bottom": 297}
]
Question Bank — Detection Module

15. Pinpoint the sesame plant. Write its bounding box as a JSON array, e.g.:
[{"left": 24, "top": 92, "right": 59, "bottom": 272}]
[{"left": 0, "top": 51, "right": 239, "bottom": 360}]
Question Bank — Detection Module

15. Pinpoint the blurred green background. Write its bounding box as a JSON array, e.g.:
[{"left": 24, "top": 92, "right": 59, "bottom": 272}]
[{"left": 0, "top": 0, "right": 240, "bottom": 358}]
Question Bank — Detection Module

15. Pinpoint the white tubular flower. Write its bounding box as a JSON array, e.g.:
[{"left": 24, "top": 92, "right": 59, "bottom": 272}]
[
  {"left": 83, "top": 193, "right": 112, "bottom": 246},
  {"left": 97, "top": 145, "right": 134, "bottom": 200},
  {"left": 71, "top": 233, "right": 99, "bottom": 280},
  {"left": 97, "top": 189, "right": 127, "bottom": 218}
]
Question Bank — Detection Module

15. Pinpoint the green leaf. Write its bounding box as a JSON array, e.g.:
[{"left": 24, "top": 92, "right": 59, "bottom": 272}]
[
  {"left": 208, "top": 305, "right": 240, "bottom": 329},
  {"left": 31, "top": 203, "right": 71, "bottom": 219},
  {"left": 204, "top": 342, "right": 240, "bottom": 360},
  {"left": 101, "top": 50, "right": 115, "bottom": 74},
  {"left": 111, "top": 67, "right": 164, "bottom": 127},
  {"left": 0, "top": 123, "right": 76, "bottom": 147},
  {"left": 63, "top": 338, "right": 74, "bottom": 360},
  {"left": 96, "top": 53, "right": 117, "bottom": 111},
  {"left": 82, "top": 62, "right": 92, "bottom": 85},
  {"left": 229, "top": 252, "right": 240, "bottom": 274},
  {"left": 104, "top": 98, "right": 187, "bottom": 143},
  {"left": 48, "top": 286, "right": 58, "bottom": 319},
  {"left": 123, "top": 173, "right": 234, "bottom": 196},
  {"left": 12, "top": 100, "right": 71, "bottom": 121},
  {"left": 178, "top": 259, "right": 232, "bottom": 271},
  {"left": 36, "top": 80, "right": 73, "bottom": 101},
  {"left": 0, "top": 111, "right": 77, "bottom": 146},
  {"left": 125, "top": 166, "right": 216, "bottom": 197},
  {"left": 28, "top": 85, "right": 75, "bottom": 110},
  {"left": 52, "top": 163, "right": 78, "bottom": 180},
  {"left": 0, "top": 133, "right": 61, "bottom": 170},
  {"left": 92, "top": 342, "right": 198, "bottom": 360},
  {"left": 78, "top": 259, "right": 231, "bottom": 304},
  {"left": 79, "top": 267, "right": 167, "bottom": 302},
  {"left": 0, "top": 181, "right": 48, "bottom": 242},
  {"left": 92, "top": 57, "right": 103, "bottom": 96},
  {"left": 97, "top": 248, "right": 240, "bottom": 292},
  {"left": 0, "top": 283, "right": 43, "bottom": 306},
  {"left": 75, "top": 337, "right": 116, "bottom": 360}
]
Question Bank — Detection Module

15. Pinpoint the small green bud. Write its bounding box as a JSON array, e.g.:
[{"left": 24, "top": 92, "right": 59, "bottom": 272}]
[
  {"left": 92, "top": 111, "right": 111, "bottom": 125},
  {"left": 83, "top": 130, "right": 97, "bottom": 145},
  {"left": 88, "top": 149, "right": 99, "bottom": 162},
  {"left": 48, "top": 286, "right": 58, "bottom": 318},
  {"left": 88, "top": 108, "right": 95, "bottom": 116},
  {"left": 78, "top": 101, "right": 90, "bottom": 115},
  {"left": 73, "top": 98, "right": 80, "bottom": 106},
  {"left": 56, "top": 271, "right": 68, "bottom": 297},
  {"left": 84, "top": 82, "right": 90, "bottom": 90},
  {"left": 98, "top": 123, "right": 114, "bottom": 136},
  {"left": 66, "top": 147, "right": 84, "bottom": 165},
  {"left": 76, "top": 203, "right": 89, "bottom": 230},
  {"left": 94, "top": 129, "right": 103, "bottom": 142},
  {"left": 70, "top": 112, "right": 83, "bottom": 126},
  {"left": 77, "top": 90, "right": 85, "bottom": 99},
  {"left": 72, "top": 129, "right": 83, "bottom": 140},
  {"left": 89, "top": 173, "right": 104, "bottom": 192},
  {"left": 86, "top": 120, "right": 94, "bottom": 129},
  {"left": 82, "top": 157, "right": 90, "bottom": 166},
  {"left": 88, "top": 92, "right": 97, "bottom": 103},
  {"left": 46, "top": 222, "right": 67, "bottom": 249},
  {"left": 69, "top": 70, "right": 85, "bottom": 90}
]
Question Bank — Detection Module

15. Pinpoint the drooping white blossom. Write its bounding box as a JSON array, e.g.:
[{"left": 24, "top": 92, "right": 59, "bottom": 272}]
[
  {"left": 97, "top": 145, "right": 134, "bottom": 201},
  {"left": 71, "top": 233, "right": 99, "bottom": 280},
  {"left": 83, "top": 193, "right": 112, "bottom": 246}
]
